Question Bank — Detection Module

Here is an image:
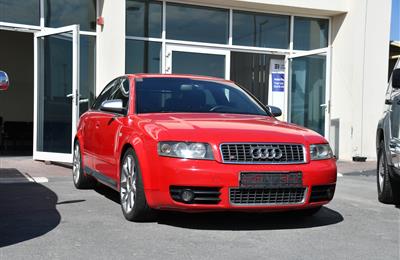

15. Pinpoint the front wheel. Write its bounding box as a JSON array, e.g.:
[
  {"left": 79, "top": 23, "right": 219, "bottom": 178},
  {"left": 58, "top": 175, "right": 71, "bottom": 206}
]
[
  {"left": 377, "top": 141, "right": 400, "bottom": 204},
  {"left": 120, "top": 148, "right": 156, "bottom": 222}
]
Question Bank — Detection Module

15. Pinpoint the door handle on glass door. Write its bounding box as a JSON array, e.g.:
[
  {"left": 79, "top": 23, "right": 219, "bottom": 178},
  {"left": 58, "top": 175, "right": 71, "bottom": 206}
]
[
  {"left": 66, "top": 94, "right": 74, "bottom": 98},
  {"left": 79, "top": 99, "right": 89, "bottom": 104}
]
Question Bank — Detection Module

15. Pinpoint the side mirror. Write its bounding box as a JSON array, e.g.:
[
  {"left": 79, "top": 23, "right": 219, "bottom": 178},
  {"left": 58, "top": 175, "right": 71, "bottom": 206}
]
[
  {"left": 268, "top": 105, "right": 282, "bottom": 117},
  {"left": 0, "top": 71, "right": 9, "bottom": 91},
  {"left": 100, "top": 99, "right": 126, "bottom": 114},
  {"left": 393, "top": 68, "right": 400, "bottom": 89}
]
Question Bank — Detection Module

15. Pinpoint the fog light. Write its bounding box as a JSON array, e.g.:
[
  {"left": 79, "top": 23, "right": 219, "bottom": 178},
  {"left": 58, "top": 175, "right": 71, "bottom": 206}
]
[{"left": 181, "top": 189, "right": 194, "bottom": 202}]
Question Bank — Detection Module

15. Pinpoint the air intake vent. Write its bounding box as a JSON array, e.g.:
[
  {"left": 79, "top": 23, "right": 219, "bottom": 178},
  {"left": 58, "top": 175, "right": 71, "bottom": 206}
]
[
  {"left": 309, "top": 185, "right": 335, "bottom": 202},
  {"left": 230, "top": 187, "right": 306, "bottom": 205}
]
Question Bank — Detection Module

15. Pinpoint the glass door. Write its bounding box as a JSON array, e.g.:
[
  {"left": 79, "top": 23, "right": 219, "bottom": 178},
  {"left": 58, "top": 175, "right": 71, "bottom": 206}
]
[
  {"left": 33, "top": 25, "right": 79, "bottom": 163},
  {"left": 165, "top": 45, "right": 230, "bottom": 79},
  {"left": 288, "top": 50, "right": 330, "bottom": 138}
]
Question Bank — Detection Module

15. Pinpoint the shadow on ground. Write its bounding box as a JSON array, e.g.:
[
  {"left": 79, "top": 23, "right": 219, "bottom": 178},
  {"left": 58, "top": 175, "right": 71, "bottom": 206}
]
[
  {"left": 0, "top": 170, "right": 60, "bottom": 248},
  {"left": 94, "top": 183, "right": 344, "bottom": 231}
]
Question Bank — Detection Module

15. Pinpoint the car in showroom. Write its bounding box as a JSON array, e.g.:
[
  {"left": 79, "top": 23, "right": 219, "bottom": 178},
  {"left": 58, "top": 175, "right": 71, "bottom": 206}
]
[
  {"left": 376, "top": 60, "right": 400, "bottom": 205},
  {"left": 73, "top": 74, "right": 337, "bottom": 221}
]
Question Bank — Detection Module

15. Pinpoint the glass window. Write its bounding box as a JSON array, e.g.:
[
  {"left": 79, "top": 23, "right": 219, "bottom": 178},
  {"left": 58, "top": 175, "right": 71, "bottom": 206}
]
[
  {"left": 135, "top": 77, "right": 268, "bottom": 115},
  {"left": 171, "top": 51, "right": 226, "bottom": 79},
  {"left": 233, "top": 11, "right": 290, "bottom": 49},
  {"left": 126, "top": 40, "right": 161, "bottom": 73},
  {"left": 44, "top": 0, "right": 96, "bottom": 32},
  {"left": 0, "top": 0, "right": 40, "bottom": 25},
  {"left": 166, "top": 3, "right": 229, "bottom": 44},
  {"left": 126, "top": 0, "right": 162, "bottom": 38},
  {"left": 293, "top": 17, "right": 329, "bottom": 50},
  {"left": 79, "top": 35, "right": 96, "bottom": 116}
]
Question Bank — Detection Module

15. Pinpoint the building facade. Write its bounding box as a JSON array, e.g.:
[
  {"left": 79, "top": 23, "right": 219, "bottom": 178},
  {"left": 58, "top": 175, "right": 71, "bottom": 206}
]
[{"left": 0, "top": 0, "right": 392, "bottom": 162}]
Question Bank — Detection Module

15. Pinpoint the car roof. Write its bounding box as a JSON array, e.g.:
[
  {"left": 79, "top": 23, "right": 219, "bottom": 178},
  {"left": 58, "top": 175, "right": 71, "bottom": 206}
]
[{"left": 127, "top": 73, "right": 233, "bottom": 83}]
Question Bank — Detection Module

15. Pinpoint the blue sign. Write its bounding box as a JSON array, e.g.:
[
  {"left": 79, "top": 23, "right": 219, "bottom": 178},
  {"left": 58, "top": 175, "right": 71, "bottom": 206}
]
[{"left": 272, "top": 73, "right": 284, "bottom": 92}]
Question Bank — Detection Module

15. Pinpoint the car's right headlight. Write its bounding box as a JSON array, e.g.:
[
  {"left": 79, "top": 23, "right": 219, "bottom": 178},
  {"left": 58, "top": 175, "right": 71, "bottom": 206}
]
[
  {"left": 310, "top": 144, "right": 334, "bottom": 160},
  {"left": 158, "top": 142, "right": 214, "bottom": 160}
]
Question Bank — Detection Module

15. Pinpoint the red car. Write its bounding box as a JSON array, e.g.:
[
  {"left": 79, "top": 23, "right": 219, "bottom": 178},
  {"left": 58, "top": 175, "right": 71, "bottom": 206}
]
[{"left": 73, "top": 74, "right": 337, "bottom": 221}]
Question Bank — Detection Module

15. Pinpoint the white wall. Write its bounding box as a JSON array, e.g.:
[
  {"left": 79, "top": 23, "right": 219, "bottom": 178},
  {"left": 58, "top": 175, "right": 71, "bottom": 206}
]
[
  {"left": 96, "top": 0, "right": 126, "bottom": 94},
  {"left": 331, "top": 0, "right": 391, "bottom": 160}
]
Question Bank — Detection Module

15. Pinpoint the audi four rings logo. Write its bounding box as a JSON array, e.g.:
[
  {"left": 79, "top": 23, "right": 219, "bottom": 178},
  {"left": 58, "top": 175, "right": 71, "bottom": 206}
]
[{"left": 250, "top": 146, "right": 283, "bottom": 159}]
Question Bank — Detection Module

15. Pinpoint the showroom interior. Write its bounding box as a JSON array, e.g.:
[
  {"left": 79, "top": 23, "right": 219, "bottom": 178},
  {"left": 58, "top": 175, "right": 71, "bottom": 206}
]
[{"left": 0, "top": 0, "right": 392, "bottom": 162}]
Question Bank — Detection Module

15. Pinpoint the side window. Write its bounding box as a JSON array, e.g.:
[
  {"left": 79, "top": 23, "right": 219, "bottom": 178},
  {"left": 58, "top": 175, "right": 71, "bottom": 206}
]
[
  {"left": 108, "top": 77, "right": 130, "bottom": 110},
  {"left": 92, "top": 79, "right": 117, "bottom": 110}
]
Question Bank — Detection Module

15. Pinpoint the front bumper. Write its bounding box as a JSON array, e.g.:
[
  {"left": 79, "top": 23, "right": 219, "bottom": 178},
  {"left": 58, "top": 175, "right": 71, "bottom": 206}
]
[{"left": 144, "top": 157, "right": 337, "bottom": 212}]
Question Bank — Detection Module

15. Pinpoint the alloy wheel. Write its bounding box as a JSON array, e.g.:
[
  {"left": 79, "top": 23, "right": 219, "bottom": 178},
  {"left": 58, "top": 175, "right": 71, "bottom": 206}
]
[
  {"left": 378, "top": 152, "right": 385, "bottom": 192},
  {"left": 72, "top": 144, "right": 81, "bottom": 184},
  {"left": 121, "top": 155, "right": 137, "bottom": 214}
]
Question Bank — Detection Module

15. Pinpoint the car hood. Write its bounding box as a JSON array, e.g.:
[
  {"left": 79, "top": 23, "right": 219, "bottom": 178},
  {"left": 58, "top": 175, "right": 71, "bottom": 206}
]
[{"left": 135, "top": 113, "right": 327, "bottom": 145}]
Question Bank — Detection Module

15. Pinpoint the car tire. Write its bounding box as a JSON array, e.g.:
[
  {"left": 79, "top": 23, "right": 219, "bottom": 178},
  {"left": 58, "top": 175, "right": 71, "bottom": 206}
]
[
  {"left": 296, "top": 206, "right": 322, "bottom": 216},
  {"left": 377, "top": 140, "right": 400, "bottom": 204},
  {"left": 72, "top": 141, "right": 95, "bottom": 189},
  {"left": 120, "top": 148, "right": 156, "bottom": 222}
]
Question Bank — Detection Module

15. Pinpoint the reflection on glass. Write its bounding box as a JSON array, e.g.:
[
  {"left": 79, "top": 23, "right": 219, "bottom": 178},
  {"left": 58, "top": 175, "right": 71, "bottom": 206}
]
[
  {"left": 79, "top": 35, "right": 96, "bottom": 116},
  {"left": 126, "top": 40, "right": 161, "bottom": 73},
  {"left": 293, "top": 17, "right": 329, "bottom": 50},
  {"left": 126, "top": 0, "right": 162, "bottom": 38},
  {"left": 37, "top": 33, "right": 73, "bottom": 153},
  {"left": 44, "top": 0, "right": 96, "bottom": 32},
  {"left": 290, "top": 54, "right": 326, "bottom": 135},
  {"left": 231, "top": 52, "right": 284, "bottom": 105},
  {"left": 166, "top": 3, "right": 229, "bottom": 44},
  {"left": 172, "top": 51, "right": 225, "bottom": 79},
  {"left": 0, "top": 0, "right": 39, "bottom": 25},
  {"left": 233, "top": 11, "right": 290, "bottom": 49}
]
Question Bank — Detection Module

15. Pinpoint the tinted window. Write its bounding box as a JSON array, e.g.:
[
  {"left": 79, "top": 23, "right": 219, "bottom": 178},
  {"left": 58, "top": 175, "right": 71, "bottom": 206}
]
[
  {"left": 92, "top": 79, "right": 118, "bottom": 110},
  {"left": 166, "top": 3, "right": 229, "bottom": 44},
  {"left": 0, "top": 0, "right": 40, "bottom": 25},
  {"left": 233, "top": 11, "right": 290, "bottom": 49},
  {"left": 171, "top": 51, "right": 225, "bottom": 78},
  {"left": 135, "top": 78, "right": 268, "bottom": 116},
  {"left": 293, "top": 17, "right": 329, "bottom": 50},
  {"left": 126, "top": 0, "right": 162, "bottom": 38},
  {"left": 125, "top": 40, "right": 161, "bottom": 73},
  {"left": 45, "top": 0, "right": 96, "bottom": 32},
  {"left": 79, "top": 35, "right": 96, "bottom": 116}
]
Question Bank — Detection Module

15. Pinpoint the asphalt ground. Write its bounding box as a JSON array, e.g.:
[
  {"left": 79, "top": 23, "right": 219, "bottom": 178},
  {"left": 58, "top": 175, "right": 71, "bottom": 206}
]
[{"left": 0, "top": 158, "right": 399, "bottom": 260}]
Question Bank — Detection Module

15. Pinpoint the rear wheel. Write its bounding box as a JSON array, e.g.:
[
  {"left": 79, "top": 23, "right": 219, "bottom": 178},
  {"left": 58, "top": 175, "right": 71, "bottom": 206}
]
[
  {"left": 377, "top": 141, "right": 400, "bottom": 204},
  {"left": 72, "top": 141, "right": 95, "bottom": 189},
  {"left": 120, "top": 148, "right": 156, "bottom": 222}
]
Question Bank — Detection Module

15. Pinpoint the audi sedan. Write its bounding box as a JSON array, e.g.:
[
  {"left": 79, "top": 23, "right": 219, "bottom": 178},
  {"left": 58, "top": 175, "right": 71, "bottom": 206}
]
[{"left": 73, "top": 74, "right": 337, "bottom": 221}]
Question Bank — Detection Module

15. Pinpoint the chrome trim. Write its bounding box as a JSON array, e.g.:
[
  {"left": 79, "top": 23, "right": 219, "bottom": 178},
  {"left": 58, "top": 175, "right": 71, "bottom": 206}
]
[
  {"left": 219, "top": 143, "right": 307, "bottom": 164},
  {"left": 228, "top": 187, "right": 308, "bottom": 206}
]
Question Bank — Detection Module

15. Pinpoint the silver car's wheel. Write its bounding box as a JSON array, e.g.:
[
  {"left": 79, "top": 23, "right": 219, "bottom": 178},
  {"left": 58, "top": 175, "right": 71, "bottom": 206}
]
[
  {"left": 72, "top": 143, "right": 81, "bottom": 185},
  {"left": 120, "top": 155, "right": 137, "bottom": 214},
  {"left": 378, "top": 152, "right": 385, "bottom": 192}
]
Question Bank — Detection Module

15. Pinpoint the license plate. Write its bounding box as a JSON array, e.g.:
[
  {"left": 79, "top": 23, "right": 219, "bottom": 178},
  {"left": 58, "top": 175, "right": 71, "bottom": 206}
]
[{"left": 239, "top": 172, "right": 303, "bottom": 188}]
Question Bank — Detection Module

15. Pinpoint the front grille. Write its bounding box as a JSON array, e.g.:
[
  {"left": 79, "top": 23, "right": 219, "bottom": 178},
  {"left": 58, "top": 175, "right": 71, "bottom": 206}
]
[
  {"left": 170, "top": 186, "right": 221, "bottom": 204},
  {"left": 230, "top": 187, "right": 306, "bottom": 205},
  {"left": 220, "top": 143, "right": 305, "bottom": 164}
]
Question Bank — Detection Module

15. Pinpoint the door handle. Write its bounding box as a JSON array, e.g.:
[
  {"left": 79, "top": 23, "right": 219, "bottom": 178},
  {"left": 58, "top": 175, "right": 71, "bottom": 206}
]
[
  {"left": 66, "top": 93, "right": 74, "bottom": 98},
  {"left": 79, "top": 99, "right": 89, "bottom": 104}
]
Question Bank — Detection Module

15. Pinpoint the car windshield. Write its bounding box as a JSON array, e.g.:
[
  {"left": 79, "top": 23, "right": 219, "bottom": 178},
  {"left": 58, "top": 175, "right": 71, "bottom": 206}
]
[{"left": 135, "top": 77, "right": 269, "bottom": 116}]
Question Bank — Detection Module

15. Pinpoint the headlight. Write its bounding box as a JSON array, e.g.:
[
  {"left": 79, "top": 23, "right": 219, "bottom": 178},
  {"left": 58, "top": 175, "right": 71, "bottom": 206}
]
[
  {"left": 310, "top": 144, "right": 334, "bottom": 160},
  {"left": 158, "top": 142, "right": 214, "bottom": 160}
]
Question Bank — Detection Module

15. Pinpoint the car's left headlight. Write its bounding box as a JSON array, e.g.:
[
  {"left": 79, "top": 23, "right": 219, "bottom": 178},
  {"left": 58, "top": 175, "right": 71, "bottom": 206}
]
[
  {"left": 158, "top": 142, "right": 214, "bottom": 160},
  {"left": 310, "top": 144, "right": 334, "bottom": 160}
]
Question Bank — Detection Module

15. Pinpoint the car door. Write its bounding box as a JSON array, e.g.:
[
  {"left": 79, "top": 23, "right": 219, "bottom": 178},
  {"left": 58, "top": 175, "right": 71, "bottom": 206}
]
[
  {"left": 82, "top": 80, "right": 116, "bottom": 170},
  {"left": 94, "top": 77, "right": 130, "bottom": 182}
]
